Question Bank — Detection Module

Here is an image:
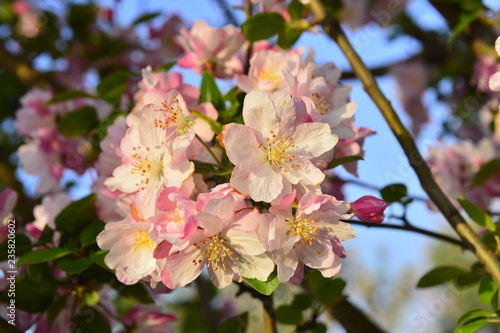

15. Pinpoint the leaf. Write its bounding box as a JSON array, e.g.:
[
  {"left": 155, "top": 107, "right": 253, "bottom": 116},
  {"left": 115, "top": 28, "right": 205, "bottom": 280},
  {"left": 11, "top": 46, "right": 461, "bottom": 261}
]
[
  {"left": 449, "top": 10, "right": 482, "bottom": 46},
  {"left": 37, "top": 225, "right": 55, "bottom": 245},
  {"left": 288, "top": 0, "right": 306, "bottom": 20},
  {"left": 17, "top": 248, "right": 73, "bottom": 266},
  {"left": 80, "top": 222, "right": 105, "bottom": 248},
  {"left": 277, "top": 26, "right": 303, "bottom": 49},
  {"left": 482, "top": 231, "right": 500, "bottom": 252},
  {"left": 190, "top": 110, "right": 222, "bottom": 134},
  {"left": 455, "top": 318, "right": 488, "bottom": 333},
  {"left": 193, "top": 160, "right": 217, "bottom": 174},
  {"left": 458, "top": 309, "right": 496, "bottom": 325},
  {"left": 311, "top": 323, "right": 328, "bottom": 333},
  {"left": 472, "top": 159, "right": 500, "bottom": 186},
  {"left": 242, "top": 13, "right": 286, "bottom": 42},
  {"left": 11, "top": 268, "right": 57, "bottom": 313},
  {"left": 57, "top": 106, "right": 98, "bottom": 137},
  {"left": 199, "top": 71, "right": 225, "bottom": 111},
  {"left": 72, "top": 306, "right": 111, "bottom": 333},
  {"left": 46, "top": 90, "right": 94, "bottom": 105},
  {"left": 478, "top": 276, "right": 499, "bottom": 305},
  {"left": 97, "top": 71, "right": 132, "bottom": 102},
  {"left": 121, "top": 283, "right": 155, "bottom": 304},
  {"left": 243, "top": 270, "right": 280, "bottom": 296},
  {"left": 58, "top": 257, "right": 93, "bottom": 274},
  {"left": 276, "top": 305, "right": 303, "bottom": 325},
  {"left": 0, "top": 233, "right": 31, "bottom": 259},
  {"left": 55, "top": 194, "right": 98, "bottom": 235},
  {"left": 216, "top": 312, "right": 248, "bottom": 333},
  {"left": 417, "top": 266, "right": 467, "bottom": 288},
  {"left": 457, "top": 196, "right": 495, "bottom": 231},
  {"left": 308, "top": 270, "right": 346, "bottom": 306},
  {"left": 380, "top": 183, "right": 408, "bottom": 203},
  {"left": 154, "top": 61, "right": 176, "bottom": 72},
  {"left": 326, "top": 155, "right": 364, "bottom": 170},
  {"left": 291, "top": 293, "right": 314, "bottom": 311},
  {"left": 90, "top": 250, "right": 112, "bottom": 271},
  {"left": 132, "top": 11, "right": 161, "bottom": 25}
]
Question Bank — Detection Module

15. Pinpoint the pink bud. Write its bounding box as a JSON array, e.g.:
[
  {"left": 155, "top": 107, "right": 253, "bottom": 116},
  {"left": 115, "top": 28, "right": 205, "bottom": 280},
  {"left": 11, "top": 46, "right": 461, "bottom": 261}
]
[{"left": 351, "top": 196, "right": 389, "bottom": 223}]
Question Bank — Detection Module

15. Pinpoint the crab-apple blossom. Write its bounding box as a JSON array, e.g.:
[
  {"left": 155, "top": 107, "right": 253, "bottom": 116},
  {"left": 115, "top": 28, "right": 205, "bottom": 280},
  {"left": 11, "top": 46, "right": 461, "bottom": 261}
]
[
  {"left": 161, "top": 193, "right": 274, "bottom": 289},
  {"left": 259, "top": 191, "right": 356, "bottom": 283},
  {"left": 175, "top": 20, "right": 246, "bottom": 78},
  {"left": 350, "top": 196, "right": 389, "bottom": 223},
  {"left": 220, "top": 91, "right": 338, "bottom": 202},
  {"left": 489, "top": 37, "right": 500, "bottom": 91}
]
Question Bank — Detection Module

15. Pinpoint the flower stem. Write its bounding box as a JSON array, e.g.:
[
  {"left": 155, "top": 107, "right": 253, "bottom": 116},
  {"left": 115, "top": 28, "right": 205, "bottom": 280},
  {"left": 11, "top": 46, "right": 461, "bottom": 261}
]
[
  {"left": 310, "top": 0, "right": 500, "bottom": 286},
  {"left": 195, "top": 133, "right": 223, "bottom": 168}
]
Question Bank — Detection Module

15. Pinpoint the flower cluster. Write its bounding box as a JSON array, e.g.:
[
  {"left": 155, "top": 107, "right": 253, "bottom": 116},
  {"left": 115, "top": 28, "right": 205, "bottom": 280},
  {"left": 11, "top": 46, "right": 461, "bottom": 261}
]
[{"left": 90, "top": 20, "right": 386, "bottom": 291}]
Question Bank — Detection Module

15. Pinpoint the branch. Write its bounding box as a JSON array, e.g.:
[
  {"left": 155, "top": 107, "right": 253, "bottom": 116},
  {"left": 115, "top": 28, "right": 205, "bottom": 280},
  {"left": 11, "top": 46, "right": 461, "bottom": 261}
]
[
  {"left": 344, "top": 219, "right": 465, "bottom": 247},
  {"left": 212, "top": 0, "right": 239, "bottom": 26},
  {"left": 310, "top": 0, "right": 500, "bottom": 286},
  {"left": 330, "top": 298, "right": 387, "bottom": 333}
]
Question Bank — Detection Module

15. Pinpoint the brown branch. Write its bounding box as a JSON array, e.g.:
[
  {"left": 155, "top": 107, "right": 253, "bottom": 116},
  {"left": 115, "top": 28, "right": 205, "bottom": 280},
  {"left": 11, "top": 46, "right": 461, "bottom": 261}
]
[
  {"left": 330, "top": 298, "right": 387, "bottom": 333},
  {"left": 310, "top": 0, "right": 500, "bottom": 287}
]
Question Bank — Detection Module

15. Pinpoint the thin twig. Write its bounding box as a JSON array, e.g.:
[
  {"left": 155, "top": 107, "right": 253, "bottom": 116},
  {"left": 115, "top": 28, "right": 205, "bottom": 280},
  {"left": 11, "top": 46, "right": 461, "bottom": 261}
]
[
  {"left": 195, "top": 133, "right": 223, "bottom": 167},
  {"left": 310, "top": 0, "right": 500, "bottom": 287},
  {"left": 344, "top": 219, "right": 465, "bottom": 247}
]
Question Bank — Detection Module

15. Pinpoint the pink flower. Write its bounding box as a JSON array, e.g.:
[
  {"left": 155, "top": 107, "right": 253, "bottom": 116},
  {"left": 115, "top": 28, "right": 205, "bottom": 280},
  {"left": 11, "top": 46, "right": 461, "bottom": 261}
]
[
  {"left": 175, "top": 20, "right": 246, "bottom": 78},
  {"left": 471, "top": 55, "right": 500, "bottom": 93},
  {"left": 489, "top": 37, "right": 500, "bottom": 91},
  {"left": 121, "top": 305, "right": 176, "bottom": 333},
  {"left": 96, "top": 215, "right": 163, "bottom": 285},
  {"left": 220, "top": 91, "right": 338, "bottom": 202},
  {"left": 333, "top": 124, "right": 376, "bottom": 176},
  {"left": 350, "top": 196, "right": 389, "bottom": 223},
  {"left": 25, "top": 193, "right": 71, "bottom": 243},
  {"left": 133, "top": 66, "right": 199, "bottom": 111},
  {"left": 259, "top": 191, "right": 355, "bottom": 283},
  {"left": 105, "top": 104, "right": 194, "bottom": 217},
  {"left": 161, "top": 194, "right": 274, "bottom": 289},
  {"left": 0, "top": 188, "right": 17, "bottom": 224},
  {"left": 236, "top": 49, "right": 301, "bottom": 93}
]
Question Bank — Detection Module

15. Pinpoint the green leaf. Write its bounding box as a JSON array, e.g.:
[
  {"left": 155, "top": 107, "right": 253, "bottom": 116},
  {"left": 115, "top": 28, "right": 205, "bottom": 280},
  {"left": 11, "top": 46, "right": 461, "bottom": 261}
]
[
  {"left": 58, "top": 257, "right": 93, "bottom": 274},
  {"left": 277, "top": 26, "right": 303, "bottom": 49},
  {"left": 216, "top": 312, "right": 248, "bottom": 333},
  {"left": 472, "top": 159, "right": 500, "bottom": 186},
  {"left": 288, "top": 0, "right": 306, "bottom": 20},
  {"left": 37, "top": 225, "right": 55, "bottom": 245},
  {"left": 121, "top": 283, "right": 155, "bottom": 304},
  {"left": 478, "top": 276, "right": 499, "bottom": 305},
  {"left": 57, "top": 106, "right": 98, "bottom": 137},
  {"left": 243, "top": 270, "right": 281, "bottom": 296},
  {"left": 449, "top": 10, "right": 482, "bottom": 46},
  {"left": 380, "top": 183, "right": 408, "bottom": 203},
  {"left": 193, "top": 160, "right": 217, "bottom": 174},
  {"left": 242, "top": 13, "right": 286, "bottom": 42},
  {"left": 458, "top": 196, "right": 495, "bottom": 231},
  {"left": 132, "top": 11, "right": 161, "bottom": 25},
  {"left": 191, "top": 110, "right": 222, "bottom": 134},
  {"left": 291, "top": 293, "right": 314, "bottom": 311},
  {"left": 97, "top": 71, "right": 132, "bottom": 102},
  {"left": 72, "top": 306, "right": 111, "bottom": 333},
  {"left": 0, "top": 233, "right": 31, "bottom": 260},
  {"left": 417, "top": 266, "right": 467, "bottom": 288},
  {"left": 80, "top": 222, "right": 105, "bottom": 248},
  {"left": 11, "top": 268, "right": 56, "bottom": 313},
  {"left": 276, "top": 305, "right": 303, "bottom": 325},
  {"left": 17, "top": 248, "right": 73, "bottom": 266},
  {"left": 91, "top": 249, "right": 112, "bottom": 271},
  {"left": 482, "top": 231, "right": 500, "bottom": 252},
  {"left": 199, "top": 72, "right": 225, "bottom": 111},
  {"left": 458, "top": 309, "right": 496, "bottom": 325},
  {"left": 455, "top": 318, "right": 488, "bottom": 333},
  {"left": 326, "top": 155, "right": 364, "bottom": 170},
  {"left": 455, "top": 272, "right": 482, "bottom": 288},
  {"left": 154, "top": 61, "right": 176, "bottom": 72},
  {"left": 308, "top": 270, "right": 346, "bottom": 306},
  {"left": 46, "top": 90, "right": 94, "bottom": 105},
  {"left": 55, "top": 194, "right": 98, "bottom": 235},
  {"left": 311, "top": 323, "right": 328, "bottom": 333}
]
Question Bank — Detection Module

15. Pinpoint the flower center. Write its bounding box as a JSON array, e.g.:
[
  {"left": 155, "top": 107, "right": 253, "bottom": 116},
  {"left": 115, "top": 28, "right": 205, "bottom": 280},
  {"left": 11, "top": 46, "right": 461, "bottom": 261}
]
[
  {"left": 287, "top": 218, "right": 318, "bottom": 246},
  {"left": 259, "top": 130, "right": 300, "bottom": 172},
  {"left": 169, "top": 208, "right": 185, "bottom": 225},
  {"left": 193, "top": 234, "right": 236, "bottom": 272},
  {"left": 132, "top": 229, "right": 155, "bottom": 251},
  {"left": 131, "top": 146, "right": 164, "bottom": 190},
  {"left": 259, "top": 69, "right": 282, "bottom": 86},
  {"left": 310, "top": 92, "right": 331, "bottom": 115},
  {"left": 156, "top": 98, "right": 196, "bottom": 135}
]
